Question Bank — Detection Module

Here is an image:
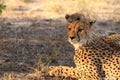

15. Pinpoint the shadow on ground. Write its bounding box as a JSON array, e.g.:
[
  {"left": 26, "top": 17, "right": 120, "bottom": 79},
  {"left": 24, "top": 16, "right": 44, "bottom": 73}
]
[{"left": 0, "top": 18, "right": 76, "bottom": 80}]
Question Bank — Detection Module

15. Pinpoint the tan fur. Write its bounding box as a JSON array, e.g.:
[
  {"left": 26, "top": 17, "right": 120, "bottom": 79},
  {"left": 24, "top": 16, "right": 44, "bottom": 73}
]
[{"left": 103, "top": 33, "right": 120, "bottom": 51}]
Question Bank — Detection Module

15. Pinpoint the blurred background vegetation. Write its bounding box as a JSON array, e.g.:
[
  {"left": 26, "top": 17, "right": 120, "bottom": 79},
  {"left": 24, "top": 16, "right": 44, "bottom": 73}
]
[
  {"left": 1, "top": 0, "right": 120, "bottom": 21},
  {"left": 0, "top": 0, "right": 6, "bottom": 15},
  {"left": 20, "top": 0, "right": 33, "bottom": 3},
  {"left": 0, "top": 4, "right": 6, "bottom": 14}
]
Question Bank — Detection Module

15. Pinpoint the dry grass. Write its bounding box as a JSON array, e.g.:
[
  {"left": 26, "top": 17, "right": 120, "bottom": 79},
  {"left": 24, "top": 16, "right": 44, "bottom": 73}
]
[{"left": 0, "top": 17, "right": 74, "bottom": 80}]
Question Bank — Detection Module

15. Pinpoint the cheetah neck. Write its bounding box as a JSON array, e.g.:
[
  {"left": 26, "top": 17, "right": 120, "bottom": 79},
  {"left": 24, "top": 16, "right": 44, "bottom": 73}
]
[
  {"left": 70, "top": 30, "right": 102, "bottom": 50},
  {"left": 82, "top": 30, "right": 102, "bottom": 45}
]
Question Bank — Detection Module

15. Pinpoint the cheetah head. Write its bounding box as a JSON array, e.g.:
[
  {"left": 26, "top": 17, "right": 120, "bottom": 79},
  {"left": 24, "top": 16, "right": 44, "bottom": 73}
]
[{"left": 66, "top": 18, "right": 96, "bottom": 49}]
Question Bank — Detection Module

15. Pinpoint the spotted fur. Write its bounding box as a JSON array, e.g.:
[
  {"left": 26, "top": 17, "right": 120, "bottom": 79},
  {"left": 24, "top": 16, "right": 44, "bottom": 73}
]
[{"left": 45, "top": 16, "right": 120, "bottom": 80}]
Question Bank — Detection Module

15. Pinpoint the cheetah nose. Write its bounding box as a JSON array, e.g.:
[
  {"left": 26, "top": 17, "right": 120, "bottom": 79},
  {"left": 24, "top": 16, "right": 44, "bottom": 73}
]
[{"left": 70, "top": 36, "right": 75, "bottom": 40}]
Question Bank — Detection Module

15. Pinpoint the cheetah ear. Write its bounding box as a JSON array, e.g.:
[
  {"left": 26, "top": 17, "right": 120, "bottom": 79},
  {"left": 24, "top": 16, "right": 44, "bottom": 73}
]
[
  {"left": 65, "top": 14, "right": 70, "bottom": 21},
  {"left": 86, "top": 20, "right": 96, "bottom": 26},
  {"left": 89, "top": 20, "right": 96, "bottom": 25}
]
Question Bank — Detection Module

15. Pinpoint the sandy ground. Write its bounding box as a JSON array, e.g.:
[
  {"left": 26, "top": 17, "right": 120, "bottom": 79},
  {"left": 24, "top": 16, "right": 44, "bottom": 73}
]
[{"left": 0, "top": 0, "right": 120, "bottom": 80}]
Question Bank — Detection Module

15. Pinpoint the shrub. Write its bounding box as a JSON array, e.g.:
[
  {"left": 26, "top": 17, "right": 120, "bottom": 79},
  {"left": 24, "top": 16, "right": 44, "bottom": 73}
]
[{"left": 0, "top": 3, "right": 6, "bottom": 14}]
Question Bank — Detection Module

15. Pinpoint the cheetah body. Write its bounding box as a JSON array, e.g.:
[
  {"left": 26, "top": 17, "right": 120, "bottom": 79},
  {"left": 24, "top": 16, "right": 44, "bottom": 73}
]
[{"left": 45, "top": 14, "right": 120, "bottom": 80}]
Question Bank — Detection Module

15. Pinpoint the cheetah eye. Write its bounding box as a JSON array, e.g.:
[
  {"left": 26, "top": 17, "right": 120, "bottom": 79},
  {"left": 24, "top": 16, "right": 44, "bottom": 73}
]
[
  {"left": 68, "top": 28, "right": 71, "bottom": 31},
  {"left": 78, "top": 29, "right": 83, "bottom": 32},
  {"left": 76, "top": 17, "right": 80, "bottom": 20}
]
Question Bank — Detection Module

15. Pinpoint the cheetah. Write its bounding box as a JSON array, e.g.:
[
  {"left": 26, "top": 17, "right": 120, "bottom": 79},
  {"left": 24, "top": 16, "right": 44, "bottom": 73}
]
[
  {"left": 103, "top": 33, "right": 120, "bottom": 51},
  {"left": 65, "top": 13, "right": 120, "bottom": 51},
  {"left": 44, "top": 17, "right": 120, "bottom": 80}
]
